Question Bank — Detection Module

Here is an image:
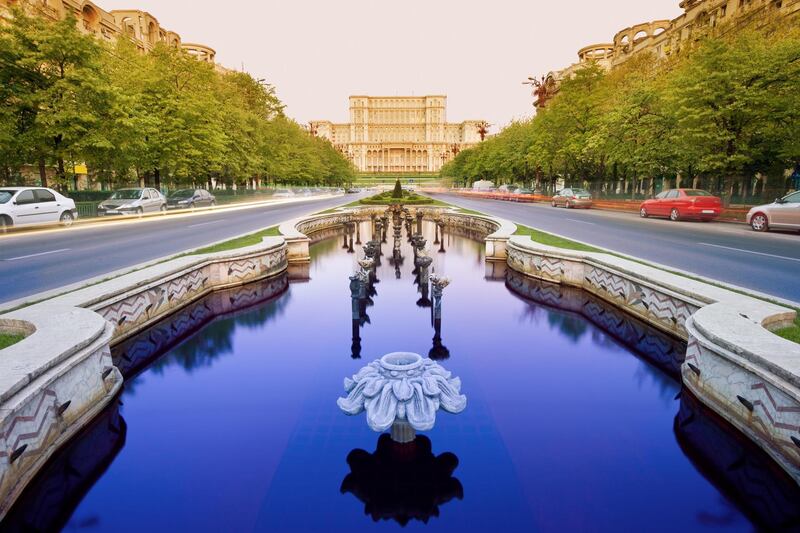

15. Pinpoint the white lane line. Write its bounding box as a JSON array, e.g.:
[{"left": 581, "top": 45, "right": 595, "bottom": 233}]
[
  {"left": 565, "top": 218, "right": 596, "bottom": 225},
  {"left": 4, "top": 248, "right": 71, "bottom": 261},
  {"left": 697, "top": 242, "right": 800, "bottom": 263},
  {"left": 188, "top": 219, "right": 225, "bottom": 228}
]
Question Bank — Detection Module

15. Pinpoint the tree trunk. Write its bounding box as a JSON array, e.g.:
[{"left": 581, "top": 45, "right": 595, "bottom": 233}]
[
  {"left": 154, "top": 168, "right": 161, "bottom": 191},
  {"left": 57, "top": 157, "right": 66, "bottom": 192},
  {"left": 38, "top": 156, "right": 48, "bottom": 188}
]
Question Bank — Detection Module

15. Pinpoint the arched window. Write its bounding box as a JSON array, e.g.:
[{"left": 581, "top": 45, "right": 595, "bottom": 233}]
[{"left": 81, "top": 4, "right": 99, "bottom": 31}]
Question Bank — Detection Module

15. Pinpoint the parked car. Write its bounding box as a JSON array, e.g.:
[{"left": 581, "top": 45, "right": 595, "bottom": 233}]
[
  {"left": 518, "top": 188, "right": 535, "bottom": 195},
  {"left": 345, "top": 187, "right": 360, "bottom": 194},
  {"left": 0, "top": 187, "right": 77, "bottom": 229},
  {"left": 747, "top": 191, "right": 800, "bottom": 232},
  {"left": 97, "top": 188, "right": 166, "bottom": 216},
  {"left": 166, "top": 189, "right": 216, "bottom": 210},
  {"left": 639, "top": 189, "right": 721, "bottom": 221},
  {"left": 273, "top": 189, "right": 295, "bottom": 198},
  {"left": 551, "top": 188, "right": 593, "bottom": 208}
]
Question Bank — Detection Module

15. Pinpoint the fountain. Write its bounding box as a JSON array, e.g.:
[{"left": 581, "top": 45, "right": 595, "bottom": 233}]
[{"left": 337, "top": 352, "right": 467, "bottom": 443}]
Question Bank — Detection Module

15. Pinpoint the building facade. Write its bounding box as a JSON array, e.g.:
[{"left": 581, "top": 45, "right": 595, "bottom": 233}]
[
  {"left": 535, "top": 0, "right": 800, "bottom": 108},
  {"left": 0, "top": 0, "right": 225, "bottom": 71},
  {"left": 311, "top": 96, "right": 485, "bottom": 173}
]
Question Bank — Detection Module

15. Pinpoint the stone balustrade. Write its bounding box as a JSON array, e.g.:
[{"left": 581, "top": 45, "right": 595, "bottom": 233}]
[{"left": 1, "top": 205, "right": 798, "bottom": 519}]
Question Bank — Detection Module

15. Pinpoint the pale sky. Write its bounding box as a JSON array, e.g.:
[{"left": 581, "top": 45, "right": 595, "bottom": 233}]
[{"left": 100, "top": 0, "right": 682, "bottom": 131}]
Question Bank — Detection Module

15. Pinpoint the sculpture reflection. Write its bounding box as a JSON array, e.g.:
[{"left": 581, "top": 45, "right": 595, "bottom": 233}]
[
  {"left": 429, "top": 274, "right": 451, "bottom": 361},
  {"left": 341, "top": 434, "right": 463, "bottom": 526}
]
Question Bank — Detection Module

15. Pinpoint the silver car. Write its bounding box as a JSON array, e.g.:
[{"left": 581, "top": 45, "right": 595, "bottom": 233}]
[
  {"left": 97, "top": 188, "right": 166, "bottom": 216},
  {"left": 747, "top": 191, "right": 800, "bottom": 232}
]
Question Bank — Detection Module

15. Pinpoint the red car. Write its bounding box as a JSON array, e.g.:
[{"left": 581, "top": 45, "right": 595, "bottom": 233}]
[{"left": 639, "top": 189, "right": 722, "bottom": 222}]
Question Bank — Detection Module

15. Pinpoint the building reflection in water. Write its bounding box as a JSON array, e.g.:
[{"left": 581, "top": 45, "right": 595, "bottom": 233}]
[
  {"left": 341, "top": 434, "right": 463, "bottom": 526},
  {"left": 1, "top": 400, "right": 127, "bottom": 532},
  {"left": 675, "top": 391, "right": 800, "bottom": 530}
]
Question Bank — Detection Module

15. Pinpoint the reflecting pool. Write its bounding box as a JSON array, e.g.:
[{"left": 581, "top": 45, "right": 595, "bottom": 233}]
[{"left": 5, "top": 222, "right": 800, "bottom": 532}]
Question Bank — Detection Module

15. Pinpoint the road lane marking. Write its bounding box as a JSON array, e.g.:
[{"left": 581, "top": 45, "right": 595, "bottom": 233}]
[
  {"left": 188, "top": 219, "right": 226, "bottom": 228},
  {"left": 4, "top": 248, "right": 71, "bottom": 261},
  {"left": 565, "top": 218, "right": 596, "bottom": 225},
  {"left": 697, "top": 243, "right": 800, "bottom": 263}
]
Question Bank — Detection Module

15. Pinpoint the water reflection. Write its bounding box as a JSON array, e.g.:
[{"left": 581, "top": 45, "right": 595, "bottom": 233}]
[
  {"left": 2, "top": 401, "right": 126, "bottom": 532},
  {"left": 675, "top": 391, "right": 800, "bottom": 530},
  {"left": 505, "top": 268, "right": 686, "bottom": 379},
  {"left": 341, "top": 434, "right": 463, "bottom": 526},
  {"left": 7, "top": 219, "right": 800, "bottom": 531},
  {"left": 112, "top": 274, "right": 289, "bottom": 378}
]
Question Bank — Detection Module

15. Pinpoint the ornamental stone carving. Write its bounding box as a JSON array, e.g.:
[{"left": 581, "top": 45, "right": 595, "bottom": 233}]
[{"left": 337, "top": 352, "right": 467, "bottom": 443}]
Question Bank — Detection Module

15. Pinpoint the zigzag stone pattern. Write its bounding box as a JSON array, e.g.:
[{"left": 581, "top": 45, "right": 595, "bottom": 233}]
[
  {"left": 506, "top": 269, "right": 685, "bottom": 378},
  {"left": 683, "top": 329, "right": 800, "bottom": 481},
  {"left": 506, "top": 232, "right": 800, "bottom": 484},
  {"left": 95, "top": 246, "right": 287, "bottom": 341},
  {"left": 0, "top": 339, "right": 121, "bottom": 516},
  {"left": 585, "top": 267, "right": 699, "bottom": 338},
  {"left": 112, "top": 274, "right": 288, "bottom": 377}
]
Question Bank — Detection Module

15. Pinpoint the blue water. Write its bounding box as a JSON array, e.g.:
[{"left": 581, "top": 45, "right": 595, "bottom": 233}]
[{"left": 6, "top": 222, "right": 800, "bottom": 532}]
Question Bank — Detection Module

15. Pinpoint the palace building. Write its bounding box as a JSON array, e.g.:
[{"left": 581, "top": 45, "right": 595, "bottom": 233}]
[
  {"left": 535, "top": 0, "right": 800, "bottom": 108},
  {"left": 310, "top": 96, "right": 486, "bottom": 174},
  {"left": 0, "top": 0, "right": 226, "bottom": 71}
]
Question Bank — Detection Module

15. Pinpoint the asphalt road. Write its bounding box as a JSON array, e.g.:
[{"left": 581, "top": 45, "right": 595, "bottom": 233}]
[
  {"left": 0, "top": 194, "right": 363, "bottom": 305},
  {"left": 432, "top": 193, "right": 800, "bottom": 303}
]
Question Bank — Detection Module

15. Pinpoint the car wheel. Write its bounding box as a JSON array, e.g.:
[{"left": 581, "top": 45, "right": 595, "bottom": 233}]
[
  {"left": 551, "top": 200, "right": 557, "bottom": 207},
  {"left": 136, "top": 207, "right": 144, "bottom": 217},
  {"left": 59, "top": 211, "right": 74, "bottom": 227},
  {"left": 566, "top": 200, "right": 573, "bottom": 209},
  {"left": 189, "top": 202, "right": 196, "bottom": 210},
  {"left": 750, "top": 213, "right": 769, "bottom": 232},
  {"left": 640, "top": 207, "right": 648, "bottom": 218},
  {"left": 670, "top": 208, "right": 680, "bottom": 222},
  {"left": 210, "top": 201, "right": 216, "bottom": 207},
  {"left": 160, "top": 204, "right": 167, "bottom": 214},
  {"left": 0, "top": 215, "right": 11, "bottom": 233}
]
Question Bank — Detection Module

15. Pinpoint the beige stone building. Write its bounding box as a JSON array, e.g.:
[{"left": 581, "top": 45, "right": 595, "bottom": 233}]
[
  {"left": 0, "top": 0, "right": 226, "bottom": 71},
  {"left": 311, "top": 96, "right": 485, "bottom": 173},
  {"left": 535, "top": 0, "right": 800, "bottom": 108}
]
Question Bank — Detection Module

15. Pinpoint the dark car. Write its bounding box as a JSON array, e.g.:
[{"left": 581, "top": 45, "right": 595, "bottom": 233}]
[{"left": 167, "top": 189, "right": 216, "bottom": 210}]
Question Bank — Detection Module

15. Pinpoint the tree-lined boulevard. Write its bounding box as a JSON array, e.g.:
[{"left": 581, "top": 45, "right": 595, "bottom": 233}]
[
  {"left": 442, "top": 25, "right": 800, "bottom": 203},
  {"left": 0, "top": 8, "right": 356, "bottom": 192},
  {"left": 431, "top": 192, "right": 800, "bottom": 303},
  {"left": 0, "top": 193, "right": 366, "bottom": 305}
]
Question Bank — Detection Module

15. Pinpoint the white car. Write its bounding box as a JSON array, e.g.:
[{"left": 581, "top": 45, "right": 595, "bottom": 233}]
[{"left": 0, "top": 187, "right": 78, "bottom": 229}]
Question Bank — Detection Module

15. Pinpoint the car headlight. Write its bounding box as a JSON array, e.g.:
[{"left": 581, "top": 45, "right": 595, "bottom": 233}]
[{"left": 178, "top": 200, "right": 189, "bottom": 204}]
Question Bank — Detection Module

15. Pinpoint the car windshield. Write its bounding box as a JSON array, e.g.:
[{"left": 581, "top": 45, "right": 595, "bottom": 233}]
[
  {"left": 170, "top": 190, "right": 194, "bottom": 199},
  {"left": 783, "top": 191, "right": 800, "bottom": 203},
  {"left": 0, "top": 190, "right": 14, "bottom": 204},
  {"left": 684, "top": 190, "right": 712, "bottom": 196},
  {"left": 109, "top": 189, "right": 142, "bottom": 200}
]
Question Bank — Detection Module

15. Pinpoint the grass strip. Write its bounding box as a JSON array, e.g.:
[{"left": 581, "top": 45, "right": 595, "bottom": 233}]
[
  {"left": 0, "top": 333, "right": 25, "bottom": 350},
  {"left": 189, "top": 226, "right": 281, "bottom": 255},
  {"left": 514, "top": 224, "right": 605, "bottom": 253},
  {"left": 776, "top": 318, "right": 800, "bottom": 344}
]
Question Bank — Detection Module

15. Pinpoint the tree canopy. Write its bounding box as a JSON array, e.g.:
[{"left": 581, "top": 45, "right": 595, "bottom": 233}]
[
  {"left": 0, "top": 8, "right": 356, "bottom": 190},
  {"left": 442, "top": 26, "right": 800, "bottom": 199}
]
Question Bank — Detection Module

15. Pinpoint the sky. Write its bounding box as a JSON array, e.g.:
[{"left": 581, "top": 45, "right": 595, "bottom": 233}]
[{"left": 100, "top": 0, "right": 682, "bottom": 131}]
